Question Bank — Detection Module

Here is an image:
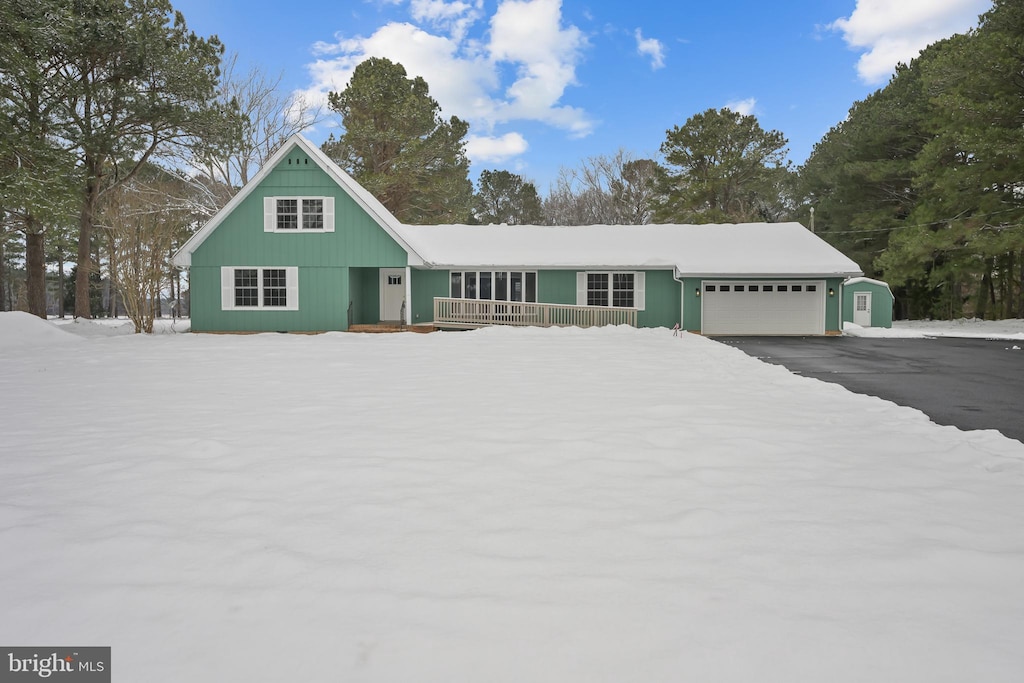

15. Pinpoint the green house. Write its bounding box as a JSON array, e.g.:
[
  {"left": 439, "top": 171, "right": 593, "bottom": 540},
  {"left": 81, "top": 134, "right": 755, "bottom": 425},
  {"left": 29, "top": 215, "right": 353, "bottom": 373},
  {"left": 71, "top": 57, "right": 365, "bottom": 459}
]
[
  {"left": 842, "top": 277, "right": 895, "bottom": 329},
  {"left": 173, "top": 134, "right": 862, "bottom": 335}
]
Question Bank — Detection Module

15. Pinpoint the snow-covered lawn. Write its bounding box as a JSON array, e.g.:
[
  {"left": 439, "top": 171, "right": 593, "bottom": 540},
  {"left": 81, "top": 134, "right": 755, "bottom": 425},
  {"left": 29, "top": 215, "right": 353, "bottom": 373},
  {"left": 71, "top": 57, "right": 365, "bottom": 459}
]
[
  {"left": 2, "top": 312, "right": 1023, "bottom": 682},
  {"left": 845, "top": 318, "right": 1024, "bottom": 340}
]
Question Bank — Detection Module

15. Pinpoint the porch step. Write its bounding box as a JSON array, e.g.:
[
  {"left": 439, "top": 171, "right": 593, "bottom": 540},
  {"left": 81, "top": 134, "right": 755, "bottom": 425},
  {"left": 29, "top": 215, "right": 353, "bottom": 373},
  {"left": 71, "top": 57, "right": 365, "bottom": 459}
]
[{"left": 348, "top": 323, "right": 436, "bottom": 334}]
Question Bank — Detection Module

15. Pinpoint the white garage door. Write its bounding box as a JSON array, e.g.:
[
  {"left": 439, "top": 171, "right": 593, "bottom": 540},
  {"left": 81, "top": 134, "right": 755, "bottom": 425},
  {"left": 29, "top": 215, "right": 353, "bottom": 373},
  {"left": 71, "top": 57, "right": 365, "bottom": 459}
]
[{"left": 701, "top": 280, "right": 825, "bottom": 335}]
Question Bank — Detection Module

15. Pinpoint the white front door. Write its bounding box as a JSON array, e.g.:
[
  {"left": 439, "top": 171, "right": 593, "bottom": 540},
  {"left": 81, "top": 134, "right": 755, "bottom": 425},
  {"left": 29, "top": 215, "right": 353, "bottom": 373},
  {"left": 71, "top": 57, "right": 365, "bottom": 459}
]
[
  {"left": 853, "top": 291, "right": 872, "bottom": 327},
  {"left": 380, "top": 268, "right": 405, "bottom": 322}
]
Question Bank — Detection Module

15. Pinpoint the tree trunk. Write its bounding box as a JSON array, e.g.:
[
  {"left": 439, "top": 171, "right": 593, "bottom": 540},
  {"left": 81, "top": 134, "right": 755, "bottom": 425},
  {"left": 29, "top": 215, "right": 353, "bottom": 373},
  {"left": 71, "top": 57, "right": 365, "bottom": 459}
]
[
  {"left": 1019, "top": 249, "right": 1024, "bottom": 319},
  {"left": 57, "top": 252, "right": 65, "bottom": 318},
  {"left": 25, "top": 220, "right": 46, "bottom": 319},
  {"left": 976, "top": 264, "right": 992, "bottom": 320},
  {"left": 75, "top": 177, "right": 99, "bottom": 318},
  {"left": 0, "top": 229, "right": 6, "bottom": 312},
  {"left": 105, "top": 233, "right": 116, "bottom": 318}
]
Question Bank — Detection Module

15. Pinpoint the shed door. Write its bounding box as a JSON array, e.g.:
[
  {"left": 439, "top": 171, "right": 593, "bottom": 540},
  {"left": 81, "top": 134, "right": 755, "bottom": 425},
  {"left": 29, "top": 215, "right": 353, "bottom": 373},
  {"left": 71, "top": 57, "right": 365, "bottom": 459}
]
[
  {"left": 380, "top": 268, "right": 405, "bottom": 322},
  {"left": 701, "top": 281, "right": 825, "bottom": 335},
  {"left": 853, "top": 291, "right": 872, "bottom": 327}
]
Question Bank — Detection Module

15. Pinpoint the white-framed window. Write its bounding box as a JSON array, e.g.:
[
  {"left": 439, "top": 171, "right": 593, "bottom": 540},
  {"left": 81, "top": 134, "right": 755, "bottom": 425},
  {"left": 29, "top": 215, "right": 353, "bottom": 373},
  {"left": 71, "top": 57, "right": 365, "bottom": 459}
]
[
  {"left": 448, "top": 271, "right": 537, "bottom": 302},
  {"left": 263, "top": 196, "right": 335, "bottom": 232},
  {"left": 576, "top": 271, "right": 645, "bottom": 310},
  {"left": 220, "top": 266, "right": 299, "bottom": 311}
]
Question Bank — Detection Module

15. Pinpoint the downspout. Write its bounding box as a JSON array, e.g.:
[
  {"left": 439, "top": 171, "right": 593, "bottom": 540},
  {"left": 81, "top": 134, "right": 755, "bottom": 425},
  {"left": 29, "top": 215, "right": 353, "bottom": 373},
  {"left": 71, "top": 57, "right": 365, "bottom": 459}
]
[
  {"left": 672, "top": 267, "right": 685, "bottom": 330},
  {"left": 405, "top": 265, "right": 412, "bottom": 326},
  {"left": 838, "top": 278, "right": 844, "bottom": 335}
]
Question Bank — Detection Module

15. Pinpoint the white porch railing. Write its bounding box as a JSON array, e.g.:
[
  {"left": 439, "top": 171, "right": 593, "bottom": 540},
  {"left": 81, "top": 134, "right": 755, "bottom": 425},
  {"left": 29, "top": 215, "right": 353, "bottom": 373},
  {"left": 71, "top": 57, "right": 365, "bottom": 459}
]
[{"left": 433, "top": 297, "right": 637, "bottom": 328}]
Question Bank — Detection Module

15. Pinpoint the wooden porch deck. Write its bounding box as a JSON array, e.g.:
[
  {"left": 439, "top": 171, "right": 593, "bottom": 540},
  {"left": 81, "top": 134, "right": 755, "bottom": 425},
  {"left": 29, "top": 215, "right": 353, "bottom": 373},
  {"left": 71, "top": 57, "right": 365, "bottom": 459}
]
[
  {"left": 432, "top": 297, "right": 637, "bottom": 329},
  {"left": 348, "top": 323, "right": 436, "bottom": 333}
]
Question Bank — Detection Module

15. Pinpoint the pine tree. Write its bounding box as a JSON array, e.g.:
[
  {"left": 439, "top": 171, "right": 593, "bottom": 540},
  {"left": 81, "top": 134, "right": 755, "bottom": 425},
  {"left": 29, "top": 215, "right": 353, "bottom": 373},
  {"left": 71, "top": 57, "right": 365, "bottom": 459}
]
[{"left": 322, "top": 58, "right": 473, "bottom": 224}]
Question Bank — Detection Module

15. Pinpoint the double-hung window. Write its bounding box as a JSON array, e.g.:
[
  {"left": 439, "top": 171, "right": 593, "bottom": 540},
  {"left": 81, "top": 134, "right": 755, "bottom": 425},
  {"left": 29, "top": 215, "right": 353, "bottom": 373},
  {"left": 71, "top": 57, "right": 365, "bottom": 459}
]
[
  {"left": 221, "top": 267, "right": 299, "bottom": 310},
  {"left": 577, "top": 271, "right": 645, "bottom": 310},
  {"left": 263, "top": 197, "right": 335, "bottom": 232}
]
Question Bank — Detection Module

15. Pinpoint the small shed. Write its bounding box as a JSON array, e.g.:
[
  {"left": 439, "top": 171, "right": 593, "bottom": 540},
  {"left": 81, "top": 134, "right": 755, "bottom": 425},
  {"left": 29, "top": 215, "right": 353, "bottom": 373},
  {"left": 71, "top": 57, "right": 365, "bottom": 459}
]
[{"left": 843, "top": 277, "right": 894, "bottom": 328}]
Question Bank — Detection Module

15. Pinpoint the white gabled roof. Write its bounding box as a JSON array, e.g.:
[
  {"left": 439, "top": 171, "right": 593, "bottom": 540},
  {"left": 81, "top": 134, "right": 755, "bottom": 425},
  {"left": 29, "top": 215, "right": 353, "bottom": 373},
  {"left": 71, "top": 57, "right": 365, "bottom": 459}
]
[
  {"left": 844, "top": 277, "right": 894, "bottom": 296},
  {"left": 172, "top": 134, "right": 424, "bottom": 267},
  {"left": 393, "top": 222, "right": 863, "bottom": 278}
]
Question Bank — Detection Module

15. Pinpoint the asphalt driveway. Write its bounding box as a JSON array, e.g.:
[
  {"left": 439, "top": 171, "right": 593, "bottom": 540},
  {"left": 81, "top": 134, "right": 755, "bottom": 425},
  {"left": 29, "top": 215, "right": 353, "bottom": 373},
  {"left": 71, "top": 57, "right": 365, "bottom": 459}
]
[{"left": 718, "top": 336, "right": 1024, "bottom": 444}]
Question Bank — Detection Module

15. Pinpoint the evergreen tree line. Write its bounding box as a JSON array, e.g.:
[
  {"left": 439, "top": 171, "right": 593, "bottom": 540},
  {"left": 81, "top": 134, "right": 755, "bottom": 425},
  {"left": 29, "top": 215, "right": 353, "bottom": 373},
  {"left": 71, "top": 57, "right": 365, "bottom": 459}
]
[{"left": 799, "top": 0, "right": 1024, "bottom": 319}]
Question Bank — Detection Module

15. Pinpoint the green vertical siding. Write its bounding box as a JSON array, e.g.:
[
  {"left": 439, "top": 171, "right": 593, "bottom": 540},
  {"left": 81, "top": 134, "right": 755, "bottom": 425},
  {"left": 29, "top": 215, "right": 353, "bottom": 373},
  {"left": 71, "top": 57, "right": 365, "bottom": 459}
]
[
  {"left": 349, "top": 267, "right": 380, "bottom": 325},
  {"left": 190, "top": 265, "right": 348, "bottom": 332},
  {"left": 412, "top": 268, "right": 681, "bottom": 329},
  {"left": 639, "top": 270, "right": 681, "bottom": 328},
  {"left": 189, "top": 143, "right": 407, "bottom": 331},
  {"left": 825, "top": 278, "right": 843, "bottom": 332},
  {"left": 410, "top": 269, "right": 449, "bottom": 324},
  {"left": 537, "top": 269, "right": 680, "bottom": 328},
  {"left": 682, "top": 278, "right": 702, "bottom": 331},
  {"left": 537, "top": 270, "right": 576, "bottom": 305}
]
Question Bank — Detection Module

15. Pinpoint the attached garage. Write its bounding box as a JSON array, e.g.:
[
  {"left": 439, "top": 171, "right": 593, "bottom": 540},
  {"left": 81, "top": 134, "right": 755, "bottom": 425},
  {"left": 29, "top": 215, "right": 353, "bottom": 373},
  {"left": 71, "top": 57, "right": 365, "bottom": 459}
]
[{"left": 701, "top": 280, "right": 826, "bottom": 335}]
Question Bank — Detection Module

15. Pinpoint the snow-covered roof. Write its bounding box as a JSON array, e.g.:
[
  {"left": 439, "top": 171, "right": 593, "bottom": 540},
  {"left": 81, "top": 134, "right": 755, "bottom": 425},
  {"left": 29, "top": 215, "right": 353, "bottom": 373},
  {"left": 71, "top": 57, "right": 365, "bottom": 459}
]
[
  {"left": 394, "top": 222, "right": 863, "bottom": 277},
  {"left": 173, "top": 133, "right": 860, "bottom": 278},
  {"left": 844, "top": 276, "right": 894, "bottom": 295}
]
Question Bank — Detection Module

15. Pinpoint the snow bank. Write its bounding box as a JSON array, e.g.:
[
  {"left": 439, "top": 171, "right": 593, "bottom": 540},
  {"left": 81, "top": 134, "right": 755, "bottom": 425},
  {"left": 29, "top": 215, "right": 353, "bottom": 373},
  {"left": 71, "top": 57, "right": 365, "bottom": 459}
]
[
  {"left": 52, "top": 317, "right": 137, "bottom": 338},
  {"left": 1, "top": 325, "right": 1022, "bottom": 682},
  {"left": 845, "top": 318, "right": 1024, "bottom": 340},
  {"left": 51, "top": 317, "right": 191, "bottom": 336},
  {"left": 0, "top": 311, "right": 82, "bottom": 349}
]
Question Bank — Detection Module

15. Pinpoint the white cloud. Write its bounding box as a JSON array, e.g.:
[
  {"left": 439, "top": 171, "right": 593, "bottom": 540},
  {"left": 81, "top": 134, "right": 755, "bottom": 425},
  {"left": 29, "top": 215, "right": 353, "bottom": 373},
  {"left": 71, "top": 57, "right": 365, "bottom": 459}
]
[
  {"left": 300, "top": 23, "right": 497, "bottom": 123},
  {"left": 299, "top": 0, "right": 594, "bottom": 164},
  {"left": 635, "top": 29, "right": 665, "bottom": 70},
  {"left": 830, "top": 0, "right": 991, "bottom": 84},
  {"left": 466, "top": 132, "right": 529, "bottom": 163},
  {"left": 724, "top": 97, "right": 757, "bottom": 116},
  {"left": 487, "top": 0, "right": 593, "bottom": 135},
  {"left": 410, "top": 0, "right": 484, "bottom": 42}
]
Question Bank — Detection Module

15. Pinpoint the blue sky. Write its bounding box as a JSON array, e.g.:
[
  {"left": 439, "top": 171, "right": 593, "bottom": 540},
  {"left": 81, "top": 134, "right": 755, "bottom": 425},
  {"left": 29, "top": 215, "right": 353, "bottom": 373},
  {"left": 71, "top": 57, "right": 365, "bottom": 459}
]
[{"left": 170, "top": 0, "right": 992, "bottom": 191}]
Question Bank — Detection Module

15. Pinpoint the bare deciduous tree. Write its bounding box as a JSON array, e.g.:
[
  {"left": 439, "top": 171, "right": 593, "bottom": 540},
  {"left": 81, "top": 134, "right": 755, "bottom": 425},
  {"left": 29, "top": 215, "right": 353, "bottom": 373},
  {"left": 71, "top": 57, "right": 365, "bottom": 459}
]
[
  {"left": 543, "top": 150, "right": 663, "bottom": 225},
  {"left": 102, "top": 174, "right": 191, "bottom": 333},
  {"left": 185, "top": 54, "right": 325, "bottom": 215}
]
